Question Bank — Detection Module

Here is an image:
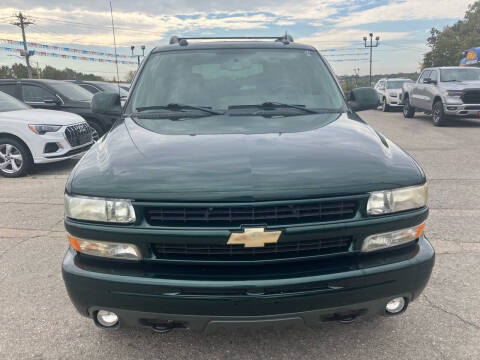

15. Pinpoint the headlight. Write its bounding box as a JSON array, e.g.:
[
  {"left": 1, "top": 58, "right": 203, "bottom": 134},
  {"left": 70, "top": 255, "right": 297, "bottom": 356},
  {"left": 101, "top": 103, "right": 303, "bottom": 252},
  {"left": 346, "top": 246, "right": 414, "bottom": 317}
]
[
  {"left": 445, "top": 90, "right": 462, "bottom": 97},
  {"left": 68, "top": 234, "right": 142, "bottom": 260},
  {"left": 367, "top": 183, "right": 428, "bottom": 215},
  {"left": 28, "top": 124, "right": 62, "bottom": 135},
  {"left": 362, "top": 223, "right": 425, "bottom": 252},
  {"left": 389, "top": 93, "right": 398, "bottom": 98},
  {"left": 64, "top": 194, "right": 136, "bottom": 223}
]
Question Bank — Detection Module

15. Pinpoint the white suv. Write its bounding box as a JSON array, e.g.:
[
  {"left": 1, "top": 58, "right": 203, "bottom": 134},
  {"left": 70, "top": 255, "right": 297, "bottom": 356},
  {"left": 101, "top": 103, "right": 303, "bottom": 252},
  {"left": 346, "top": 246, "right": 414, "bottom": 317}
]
[
  {"left": 375, "top": 78, "right": 413, "bottom": 112},
  {"left": 0, "top": 91, "right": 93, "bottom": 177}
]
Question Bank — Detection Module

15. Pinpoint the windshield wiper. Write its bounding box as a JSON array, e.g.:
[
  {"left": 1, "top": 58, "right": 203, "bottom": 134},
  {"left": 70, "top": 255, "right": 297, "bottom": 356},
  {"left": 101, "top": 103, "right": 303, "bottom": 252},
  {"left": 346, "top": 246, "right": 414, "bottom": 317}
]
[
  {"left": 135, "top": 103, "right": 223, "bottom": 115},
  {"left": 229, "top": 102, "right": 339, "bottom": 114}
]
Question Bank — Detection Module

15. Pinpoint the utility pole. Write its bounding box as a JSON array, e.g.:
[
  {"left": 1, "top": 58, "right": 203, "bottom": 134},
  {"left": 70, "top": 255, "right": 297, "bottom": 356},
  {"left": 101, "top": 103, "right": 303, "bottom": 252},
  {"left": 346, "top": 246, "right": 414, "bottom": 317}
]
[
  {"left": 363, "top": 33, "right": 380, "bottom": 87},
  {"left": 12, "top": 12, "right": 34, "bottom": 78},
  {"left": 130, "top": 45, "right": 146, "bottom": 67},
  {"left": 353, "top": 68, "right": 360, "bottom": 87}
]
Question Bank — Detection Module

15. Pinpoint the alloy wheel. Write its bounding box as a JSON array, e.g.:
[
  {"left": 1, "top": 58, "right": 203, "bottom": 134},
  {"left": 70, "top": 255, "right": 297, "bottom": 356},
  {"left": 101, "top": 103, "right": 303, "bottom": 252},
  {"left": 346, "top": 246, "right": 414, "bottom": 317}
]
[{"left": 0, "top": 143, "right": 23, "bottom": 174}]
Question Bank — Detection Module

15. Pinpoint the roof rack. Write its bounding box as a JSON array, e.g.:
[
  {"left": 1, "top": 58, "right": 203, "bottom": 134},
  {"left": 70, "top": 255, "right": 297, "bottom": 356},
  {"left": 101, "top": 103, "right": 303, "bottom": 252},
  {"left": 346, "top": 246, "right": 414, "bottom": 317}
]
[{"left": 169, "top": 35, "right": 294, "bottom": 46}]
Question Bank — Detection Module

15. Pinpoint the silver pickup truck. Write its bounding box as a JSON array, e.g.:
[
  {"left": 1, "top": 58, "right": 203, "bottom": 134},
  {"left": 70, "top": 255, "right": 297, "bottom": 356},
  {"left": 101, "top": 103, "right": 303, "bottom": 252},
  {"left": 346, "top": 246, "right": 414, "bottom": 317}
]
[{"left": 402, "top": 66, "right": 480, "bottom": 126}]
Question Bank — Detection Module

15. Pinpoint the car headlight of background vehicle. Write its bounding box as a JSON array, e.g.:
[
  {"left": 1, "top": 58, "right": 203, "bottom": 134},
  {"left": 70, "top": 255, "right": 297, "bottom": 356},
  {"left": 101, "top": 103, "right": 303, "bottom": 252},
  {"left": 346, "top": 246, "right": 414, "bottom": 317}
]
[
  {"left": 367, "top": 183, "right": 428, "bottom": 215},
  {"left": 28, "top": 124, "right": 62, "bottom": 135},
  {"left": 444, "top": 90, "right": 463, "bottom": 97},
  {"left": 64, "top": 194, "right": 136, "bottom": 223}
]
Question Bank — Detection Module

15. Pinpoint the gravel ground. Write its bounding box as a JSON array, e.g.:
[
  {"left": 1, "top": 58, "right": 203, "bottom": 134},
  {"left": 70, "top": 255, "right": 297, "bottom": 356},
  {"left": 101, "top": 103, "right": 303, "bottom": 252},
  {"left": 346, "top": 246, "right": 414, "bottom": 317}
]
[{"left": 1, "top": 109, "right": 479, "bottom": 359}]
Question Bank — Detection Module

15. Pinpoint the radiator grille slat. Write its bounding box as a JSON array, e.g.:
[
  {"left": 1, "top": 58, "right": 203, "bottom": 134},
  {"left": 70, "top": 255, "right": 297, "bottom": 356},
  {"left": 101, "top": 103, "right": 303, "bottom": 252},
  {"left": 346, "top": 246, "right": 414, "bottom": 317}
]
[
  {"left": 145, "top": 200, "right": 358, "bottom": 227},
  {"left": 151, "top": 236, "right": 353, "bottom": 261}
]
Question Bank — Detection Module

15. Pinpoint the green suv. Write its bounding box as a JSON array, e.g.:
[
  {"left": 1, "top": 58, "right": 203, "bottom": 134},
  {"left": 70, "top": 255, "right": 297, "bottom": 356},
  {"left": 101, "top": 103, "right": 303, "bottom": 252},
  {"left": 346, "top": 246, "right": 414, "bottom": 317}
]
[{"left": 62, "top": 35, "right": 434, "bottom": 332}]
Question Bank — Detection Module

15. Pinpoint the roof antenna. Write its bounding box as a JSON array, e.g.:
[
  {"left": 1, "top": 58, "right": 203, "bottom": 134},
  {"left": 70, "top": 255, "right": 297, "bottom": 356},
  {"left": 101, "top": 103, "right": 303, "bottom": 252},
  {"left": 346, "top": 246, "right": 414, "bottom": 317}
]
[{"left": 109, "top": 1, "right": 121, "bottom": 96}]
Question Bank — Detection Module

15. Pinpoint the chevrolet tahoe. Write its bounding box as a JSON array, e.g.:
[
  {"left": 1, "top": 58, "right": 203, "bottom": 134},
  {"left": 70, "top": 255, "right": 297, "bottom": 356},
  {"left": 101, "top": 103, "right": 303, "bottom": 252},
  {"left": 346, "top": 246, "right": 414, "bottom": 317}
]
[{"left": 62, "top": 35, "right": 434, "bottom": 332}]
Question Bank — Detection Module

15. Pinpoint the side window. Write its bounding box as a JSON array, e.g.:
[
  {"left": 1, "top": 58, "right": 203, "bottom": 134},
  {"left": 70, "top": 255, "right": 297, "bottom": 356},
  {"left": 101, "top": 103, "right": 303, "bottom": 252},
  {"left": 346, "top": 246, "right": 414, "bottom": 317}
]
[
  {"left": 0, "top": 84, "right": 18, "bottom": 98},
  {"left": 419, "top": 71, "right": 431, "bottom": 83},
  {"left": 377, "top": 81, "right": 384, "bottom": 89},
  {"left": 79, "top": 84, "right": 100, "bottom": 94},
  {"left": 22, "top": 84, "right": 56, "bottom": 103},
  {"left": 430, "top": 70, "right": 438, "bottom": 82}
]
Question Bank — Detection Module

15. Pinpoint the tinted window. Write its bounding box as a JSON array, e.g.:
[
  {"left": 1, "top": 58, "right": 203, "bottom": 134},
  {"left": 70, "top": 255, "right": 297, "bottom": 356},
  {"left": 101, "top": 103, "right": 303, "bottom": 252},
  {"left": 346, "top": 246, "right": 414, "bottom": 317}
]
[
  {"left": 128, "top": 49, "right": 344, "bottom": 112},
  {"left": 79, "top": 84, "right": 100, "bottom": 94},
  {"left": 440, "top": 68, "right": 480, "bottom": 82},
  {"left": 0, "top": 91, "right": 30, "bottom": 112},
  {"left": 419, "top": 71, "right": 431, "bottom": 83},
  {"left": 429, "top": 71, "right": 438, "bottom": 82},
  {"left": 0, "top": 84, "right": 18, "bottom": 97},
  {"left": 47, "top": 82, "right": 93, "bottom": 102},
  {"left": 22, "top": 85, "right": 56, "bottom": 103},
  {"left": 94, "top": 83, "right": 129, "bottom": 97},
  {"left": 386, "top": 80, "right": 413, "bottom": 89}
]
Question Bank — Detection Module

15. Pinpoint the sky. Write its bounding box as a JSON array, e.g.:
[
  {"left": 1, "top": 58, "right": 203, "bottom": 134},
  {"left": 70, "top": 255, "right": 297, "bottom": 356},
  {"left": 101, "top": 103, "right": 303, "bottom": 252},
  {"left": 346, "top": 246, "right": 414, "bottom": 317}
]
[{"left": 0, "top": 0, "right": 474, "bottom": 81}]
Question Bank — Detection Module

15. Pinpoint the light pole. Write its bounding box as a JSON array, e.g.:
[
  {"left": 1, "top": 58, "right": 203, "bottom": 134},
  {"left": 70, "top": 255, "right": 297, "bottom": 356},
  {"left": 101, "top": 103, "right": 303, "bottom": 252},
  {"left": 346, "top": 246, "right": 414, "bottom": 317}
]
[
  {"left": 131, "top": 45, "right": 146, "bottom": 67},
  {"left": 363, "top": 33, "right": 380, "bottom": 87}
]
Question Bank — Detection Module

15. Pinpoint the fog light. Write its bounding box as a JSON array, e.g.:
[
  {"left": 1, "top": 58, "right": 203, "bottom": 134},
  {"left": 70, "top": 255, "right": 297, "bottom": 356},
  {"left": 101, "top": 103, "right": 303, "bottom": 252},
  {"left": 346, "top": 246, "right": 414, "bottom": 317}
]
[
  {"left": 96, "top": 310, "right": 119, "bottom": 327},
  {"left": 386, "top": 297, "right": 406, "bottom": 314}
]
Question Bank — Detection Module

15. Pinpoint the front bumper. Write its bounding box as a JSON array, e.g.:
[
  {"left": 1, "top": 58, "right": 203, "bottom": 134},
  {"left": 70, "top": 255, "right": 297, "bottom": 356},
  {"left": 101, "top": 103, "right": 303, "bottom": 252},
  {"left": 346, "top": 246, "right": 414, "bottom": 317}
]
[
  {"left": 386, "top": 97, "right": 403, "bottom": 107},
  {"left": 62, "top": 235, "right": 434, "bottom": 331},
  {"left": 444, "top": 103, "right": 480, "bottom": 117}
]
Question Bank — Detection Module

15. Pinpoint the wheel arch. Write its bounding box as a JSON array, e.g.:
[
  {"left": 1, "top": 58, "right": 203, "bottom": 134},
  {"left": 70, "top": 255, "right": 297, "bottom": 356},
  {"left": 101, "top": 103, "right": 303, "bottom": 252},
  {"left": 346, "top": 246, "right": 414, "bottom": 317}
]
[{"left": 0, "top": 132, "right": 34, "bottom": 159}]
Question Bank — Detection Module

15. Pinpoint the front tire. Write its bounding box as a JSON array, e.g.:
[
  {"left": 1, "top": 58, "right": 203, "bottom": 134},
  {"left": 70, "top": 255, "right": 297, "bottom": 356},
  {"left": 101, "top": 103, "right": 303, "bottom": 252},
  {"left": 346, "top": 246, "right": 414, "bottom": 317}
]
[
  {"left": 403, "top": 96, "right": 415, "bottom": 118},
  {"left": 0, "top": 138, "right": 33, "bottom": 178},
  {"left": 432, "top": 100, "right": 447, "bottom": 126},
  {"left": 382, "top": 98, "right": 390, "bottom": 112}
]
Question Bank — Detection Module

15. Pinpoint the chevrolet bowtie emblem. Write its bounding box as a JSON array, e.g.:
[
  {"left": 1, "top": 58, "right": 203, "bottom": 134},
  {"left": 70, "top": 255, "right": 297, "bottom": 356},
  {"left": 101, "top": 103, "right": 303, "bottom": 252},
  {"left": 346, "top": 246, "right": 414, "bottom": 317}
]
[{"left": 227, "top": 227, "right": 281, "bottom": 248}]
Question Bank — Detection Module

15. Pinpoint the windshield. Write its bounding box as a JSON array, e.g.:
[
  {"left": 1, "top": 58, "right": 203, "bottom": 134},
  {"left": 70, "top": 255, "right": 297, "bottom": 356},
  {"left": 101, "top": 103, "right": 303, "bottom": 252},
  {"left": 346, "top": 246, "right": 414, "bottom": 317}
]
[
  {"left": 127, "top": 49, "right": 344, "bottom": 113},
  {"left": 96, "top": 82, "right": 129, "bottom": 97},
  {"left": 440, "top": 68, "right": 480, "bottom": 82},
  {"left": 48, "top": 82, "right": 93, "bottom": 102},
  {"left": 386, "top": 80, "right": 412, "bottom": 89},
  {"left": 0, "top": 91, "right": 30, "bottom": 112}
]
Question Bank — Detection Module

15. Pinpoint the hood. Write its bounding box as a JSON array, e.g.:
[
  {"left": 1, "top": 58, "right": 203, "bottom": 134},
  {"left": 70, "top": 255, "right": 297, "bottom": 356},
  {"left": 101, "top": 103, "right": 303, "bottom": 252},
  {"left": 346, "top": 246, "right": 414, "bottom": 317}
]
[
  {"left": 0, "top": 109, "right": 86, "bottom": 126},
  {"left": 68, "top": 113, "right": 424, "bottom": 202},
  {"left": 440, "top": 80, "right": 480, "bottom": 90}
]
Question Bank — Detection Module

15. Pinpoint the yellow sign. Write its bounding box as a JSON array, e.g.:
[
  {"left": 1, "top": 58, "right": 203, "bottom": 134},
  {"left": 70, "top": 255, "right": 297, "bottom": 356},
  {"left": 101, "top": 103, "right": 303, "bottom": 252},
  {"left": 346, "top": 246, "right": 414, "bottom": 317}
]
[
  {"left": 227, "top": 228, "right": 282, "bottom": 248},
  {"left": 467, "top": 51, "right": 477, "bottom": 61}
]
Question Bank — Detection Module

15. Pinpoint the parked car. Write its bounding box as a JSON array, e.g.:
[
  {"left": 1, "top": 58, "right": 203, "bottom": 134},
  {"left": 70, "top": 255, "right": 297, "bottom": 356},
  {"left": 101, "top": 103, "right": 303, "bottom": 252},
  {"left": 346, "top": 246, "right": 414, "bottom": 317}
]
[
  {"left": 0, "top": 79, "right": 119, "bottom": 138},
  {"left": 62, "top": 35, "right": 433, "bottom": 332},
  {"left": 0, "top": 91, "right": 92, "bottom": 177},
  {"left": 374, "top": 78, "right": 413, "bottom": 112},
  {"left": 67, "top": 80, "right": 129, "bottom": 100},
  {"left": 402, "top": 66, "right": 480, "bottom": 126}
]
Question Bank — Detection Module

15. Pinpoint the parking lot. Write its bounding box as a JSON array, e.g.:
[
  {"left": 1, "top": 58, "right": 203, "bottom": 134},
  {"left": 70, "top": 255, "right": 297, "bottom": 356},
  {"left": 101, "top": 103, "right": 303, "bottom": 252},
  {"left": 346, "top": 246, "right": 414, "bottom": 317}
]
[{"left": 1, "top": 109, "right": 479, "bottom": 360}]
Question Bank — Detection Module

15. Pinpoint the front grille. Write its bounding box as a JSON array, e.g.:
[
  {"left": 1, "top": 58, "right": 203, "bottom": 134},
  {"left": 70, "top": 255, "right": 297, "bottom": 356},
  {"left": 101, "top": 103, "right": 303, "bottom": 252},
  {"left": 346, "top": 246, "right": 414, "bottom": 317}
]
[
  {"left": 461, "top": 90, "right": 480, "bottom": 104},
  {"left": 152, "top": 236, "right": 353, "bottom": 261},
  {"left": 65, "top": 123, "right": 92, "bottom": 147},
  {"left": 144, "top": 200, "right": 358, "bottom": 227}
]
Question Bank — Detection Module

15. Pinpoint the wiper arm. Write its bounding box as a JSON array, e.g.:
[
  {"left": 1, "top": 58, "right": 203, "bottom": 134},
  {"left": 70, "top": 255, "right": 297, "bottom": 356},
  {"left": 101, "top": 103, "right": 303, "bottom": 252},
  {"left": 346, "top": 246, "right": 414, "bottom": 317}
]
[
  {"left": 135, "top": 103, "right": 223, "bottom": 115},
  {"left": 229, "top": 102, "right": 339, "bottom": 114}
]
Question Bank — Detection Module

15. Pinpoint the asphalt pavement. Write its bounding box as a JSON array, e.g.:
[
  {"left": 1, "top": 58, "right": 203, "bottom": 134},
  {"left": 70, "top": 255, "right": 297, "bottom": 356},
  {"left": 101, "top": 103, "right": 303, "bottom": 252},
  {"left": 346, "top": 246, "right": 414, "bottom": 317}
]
[{"left": 1, "top": 109, "right": 479, "bottom": 359}]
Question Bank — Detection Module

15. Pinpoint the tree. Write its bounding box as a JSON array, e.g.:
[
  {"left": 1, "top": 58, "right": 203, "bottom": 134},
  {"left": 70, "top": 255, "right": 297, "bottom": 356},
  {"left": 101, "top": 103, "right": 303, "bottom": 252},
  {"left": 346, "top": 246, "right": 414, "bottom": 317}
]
[
  {"left": 423, "top": 1, "right": 480, "bottom": 68},
  {"left": 0, "top": 63, "right": 104, "bottom": 81}
]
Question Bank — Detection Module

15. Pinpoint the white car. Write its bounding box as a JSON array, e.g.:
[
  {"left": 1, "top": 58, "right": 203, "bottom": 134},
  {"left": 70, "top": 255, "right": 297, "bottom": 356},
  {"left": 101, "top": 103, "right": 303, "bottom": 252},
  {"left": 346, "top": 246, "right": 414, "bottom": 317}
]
[
  {"left": 374, "top": 78, "right": 414, "bottom": 112},
  {"left": 0, "top": 91, "right": 93, "bottom": 177}
]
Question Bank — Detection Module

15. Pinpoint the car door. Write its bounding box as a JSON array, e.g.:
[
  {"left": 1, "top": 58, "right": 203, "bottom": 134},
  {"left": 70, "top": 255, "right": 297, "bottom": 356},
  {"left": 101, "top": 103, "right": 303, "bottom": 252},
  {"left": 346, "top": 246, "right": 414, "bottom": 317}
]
[
  {"left": 21, "top": 83, "right": 62, "bottom": 110},
  {"left": 424, "top": 69, "right": 438, "bottom": 110},
  {"left": 412, "top": 70, "right": 430, "bottom": 109}
]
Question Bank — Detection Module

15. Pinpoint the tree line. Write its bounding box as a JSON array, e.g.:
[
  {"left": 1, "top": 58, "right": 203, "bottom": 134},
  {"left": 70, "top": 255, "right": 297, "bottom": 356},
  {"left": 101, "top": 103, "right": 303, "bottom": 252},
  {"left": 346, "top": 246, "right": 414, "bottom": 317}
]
[
  {"left": 0, "top": 63, "right": 105, "bottom": 81},
  {"left": 423, "top": 1, "right": 480, "bottom": 68}
]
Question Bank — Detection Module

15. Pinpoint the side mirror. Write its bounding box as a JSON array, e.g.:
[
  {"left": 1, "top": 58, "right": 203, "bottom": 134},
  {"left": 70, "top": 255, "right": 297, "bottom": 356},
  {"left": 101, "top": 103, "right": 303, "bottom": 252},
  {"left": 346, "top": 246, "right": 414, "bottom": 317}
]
[
  {"left": 91, "top": 92, "right": 122, "bottom": 116},
  {"left": 347, "top": 87, "right": 379, "bottom": 112},
  {"left": 423, "top": 78, "right": 437, "bottom": 84}
]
